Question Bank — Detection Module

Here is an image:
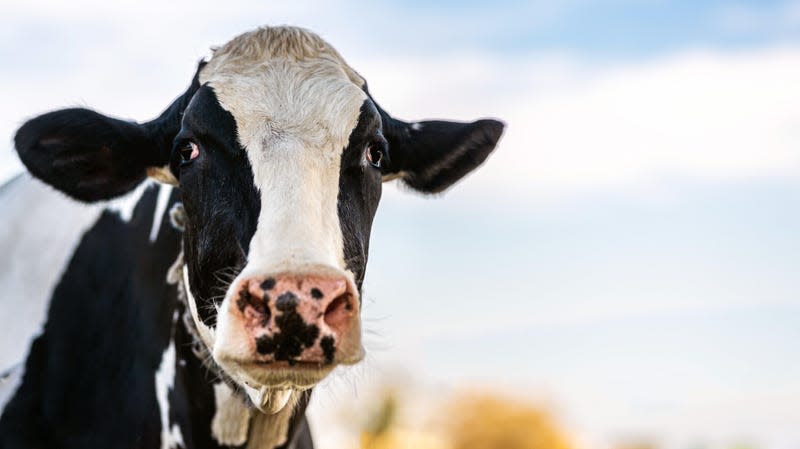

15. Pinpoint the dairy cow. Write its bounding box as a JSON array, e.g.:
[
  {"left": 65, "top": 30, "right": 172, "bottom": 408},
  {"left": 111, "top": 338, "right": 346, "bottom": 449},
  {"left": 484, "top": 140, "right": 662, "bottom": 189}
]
[{"left": 0, "top": 26, "right": 504, "bottom": 448}]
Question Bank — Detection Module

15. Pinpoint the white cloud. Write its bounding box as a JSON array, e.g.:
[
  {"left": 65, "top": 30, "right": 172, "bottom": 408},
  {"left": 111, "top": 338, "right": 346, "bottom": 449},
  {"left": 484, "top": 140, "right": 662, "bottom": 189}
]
[
  {"left": 525, "top": 47, "right": 800, "bottom": 189},
  {"left": 364, "top": 46, "right": 800, "bottom": 203},
  {"left": 0, "top": 11, "right": 800, "bottom": 201},
  {"left": 2, "top": 2, "right": 799, "bottom": 202}
]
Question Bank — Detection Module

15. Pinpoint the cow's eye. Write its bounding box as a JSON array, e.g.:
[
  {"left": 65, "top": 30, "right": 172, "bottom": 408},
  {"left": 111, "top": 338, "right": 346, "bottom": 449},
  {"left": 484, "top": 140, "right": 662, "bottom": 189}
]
[
  {"left": 178, "top": 142, "right": 200, "bottom": 164},
  {"left": 365, "top": 143, "right": 384, "bottom": 168}
]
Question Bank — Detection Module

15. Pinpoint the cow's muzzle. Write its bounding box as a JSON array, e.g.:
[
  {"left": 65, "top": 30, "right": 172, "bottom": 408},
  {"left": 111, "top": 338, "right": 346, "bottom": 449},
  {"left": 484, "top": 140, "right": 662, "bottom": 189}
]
[{"left": 213, "top": 269, "right": 363, "bottom": 388}]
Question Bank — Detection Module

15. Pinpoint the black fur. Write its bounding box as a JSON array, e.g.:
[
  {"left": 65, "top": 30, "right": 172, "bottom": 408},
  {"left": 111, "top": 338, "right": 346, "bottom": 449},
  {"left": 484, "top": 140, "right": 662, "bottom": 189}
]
[
  {"left": 175, "top": 86, "right": 260, "bottom": 328},
  {"left": 0, "top": 188, "right": 179, "bottom": 448},
  {"left": 337, "top": 100, "right": 384, "bottom": 290},
  {"left": 365, "top": 85, "right": 504, "bottom": 193},
  {"left": 383, "top": 118, "right": 504, "bottom": 193}
]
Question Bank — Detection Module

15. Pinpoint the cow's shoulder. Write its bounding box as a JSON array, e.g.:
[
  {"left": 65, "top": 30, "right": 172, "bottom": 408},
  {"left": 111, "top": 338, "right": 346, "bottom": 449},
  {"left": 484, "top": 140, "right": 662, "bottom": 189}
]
[
  {"left": 0, "top": 174, "right": 105, "bottom": 374},
  {"left": 0, "top": 175, "right": 184, "bottom": 447}
]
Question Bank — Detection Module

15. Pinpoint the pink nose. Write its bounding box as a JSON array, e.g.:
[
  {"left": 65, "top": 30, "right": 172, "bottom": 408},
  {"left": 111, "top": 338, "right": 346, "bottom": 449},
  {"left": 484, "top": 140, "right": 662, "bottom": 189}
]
[{"left": 232, "top": 274, "right": 359, "bottom": 365}]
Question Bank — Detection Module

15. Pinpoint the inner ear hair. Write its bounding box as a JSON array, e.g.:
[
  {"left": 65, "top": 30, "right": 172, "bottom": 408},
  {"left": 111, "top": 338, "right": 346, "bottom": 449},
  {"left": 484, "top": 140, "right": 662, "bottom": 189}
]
[
  {"left": 380, "top": 172, "right": 404, "bottom": 183},
  {"left": 147, "top": 166, "right": 179, "bottom": 186}
]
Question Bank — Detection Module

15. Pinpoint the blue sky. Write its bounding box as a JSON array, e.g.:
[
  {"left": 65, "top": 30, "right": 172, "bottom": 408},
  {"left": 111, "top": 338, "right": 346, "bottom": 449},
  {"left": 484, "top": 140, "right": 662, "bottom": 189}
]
[
  {"left": 1, "top": 1, "right": 799, "bottom": 448},
  {"left": 405, "top": 0, "right": 800, "bottom": 56},
  {"left": 304, "top": 0, "right": 800, "bottom": 58}
]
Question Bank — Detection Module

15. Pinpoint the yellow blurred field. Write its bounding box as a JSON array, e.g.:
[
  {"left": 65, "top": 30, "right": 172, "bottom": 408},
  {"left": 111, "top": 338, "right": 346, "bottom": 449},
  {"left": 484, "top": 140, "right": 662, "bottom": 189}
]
[{"left": 356, "top": 390, "right": 574, "bottom": 449}]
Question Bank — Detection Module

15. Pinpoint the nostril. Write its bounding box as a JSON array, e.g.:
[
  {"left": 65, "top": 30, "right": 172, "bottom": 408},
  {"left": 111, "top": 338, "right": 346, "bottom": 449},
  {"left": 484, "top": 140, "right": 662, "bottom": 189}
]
[
  {"left": 237, "top": 286, "right": 266, "bottom": 314},
  {"left": 236, "top": 283, "right": 270, "bottom": 327},
  {"left": 236, "top": 287, "right": 252, "bottom": 312},
  {"left": 324, "top": 292, "right": 354, "bottom": 332}
]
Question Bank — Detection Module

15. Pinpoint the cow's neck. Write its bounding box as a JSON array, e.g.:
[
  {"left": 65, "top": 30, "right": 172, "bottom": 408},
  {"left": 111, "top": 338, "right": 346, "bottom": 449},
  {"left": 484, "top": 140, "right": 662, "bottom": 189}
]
[
  {"left": 164, "top": 301, "right": 311, "bottom": 449},
  {"left": 167, "top": 202, "right": 312, "bottom": 449}
]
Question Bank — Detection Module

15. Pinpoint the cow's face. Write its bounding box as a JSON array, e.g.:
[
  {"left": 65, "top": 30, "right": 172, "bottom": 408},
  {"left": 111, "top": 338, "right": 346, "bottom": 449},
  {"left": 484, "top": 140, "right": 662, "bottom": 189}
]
[
  {"left": 174, "top": 29, "right": 384, "bottom": 399},
  {"left": 14, "top": 26, "right": 503, "bottom": 412}
]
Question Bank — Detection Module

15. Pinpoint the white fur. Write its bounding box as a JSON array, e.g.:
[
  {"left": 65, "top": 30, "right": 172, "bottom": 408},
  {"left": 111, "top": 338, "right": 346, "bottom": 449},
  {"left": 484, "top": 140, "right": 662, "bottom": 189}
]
[
  {"left": 199, "top": 33, "right": 365, "bottom": 277},
  {"left": 0, "top": 175, "right": 104, "bottom": 374},
  {"left": 200, "top": 27, "right": 365, "bottom": 379},
  {"left": 246, "top": 404, "right": 296, "bottom": 449},
  {"left": 150, "top": 184, "right": 173, "bottom": 242},
  {"left": 182, "top": 265, "right": 216, "bottom": 348},
  {"left": 199, "top": 27, "right": 364, "bottom": 277},
  {"left": 0, "top": 177, "right": 177, "bottom": 417},
  {"left": 212, "top": 382, "right": 251, "bottom": 446},
  {"left": 106, "top": 180, "right": 153, "bottom": 222},
  {"left": 155, "top": 315, "right": 185, "bottom": 449}
]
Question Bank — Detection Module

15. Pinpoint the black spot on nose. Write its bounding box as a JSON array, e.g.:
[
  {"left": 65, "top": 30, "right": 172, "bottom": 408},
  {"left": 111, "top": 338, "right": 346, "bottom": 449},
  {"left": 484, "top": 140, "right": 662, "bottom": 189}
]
[
  {"left": 320, "top": 336, "right": 335, "bottom": 364},
  {"left": 259, "top": 295, "right": 272, "bottom": 327},
  {"left": 256, "top": 335, "right": 276, "bottom": 355},
  {"left": 275, "top": 291, "right": 298, "bottom": 312},
  {"left": 310, "top": 288, "right": 323, "bottom": 299},
  {"left": 261, "top": 278, "right": 276, "bottom": 291},
  {"left": 253, "top": 289, "right": 327, "bottom": 363}
]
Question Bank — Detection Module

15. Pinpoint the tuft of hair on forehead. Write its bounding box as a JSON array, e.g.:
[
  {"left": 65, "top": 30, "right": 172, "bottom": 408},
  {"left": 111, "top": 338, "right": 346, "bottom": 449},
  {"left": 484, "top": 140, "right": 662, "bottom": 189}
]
[{"left": 206, "top": 26, "right": 364, "bottom": 86}]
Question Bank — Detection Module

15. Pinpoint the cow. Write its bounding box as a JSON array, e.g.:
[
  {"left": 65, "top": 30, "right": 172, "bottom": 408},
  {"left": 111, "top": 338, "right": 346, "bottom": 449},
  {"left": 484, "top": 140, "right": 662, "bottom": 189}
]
[{"left": 0, "top": 26, "right": 504, "bottom": 449}]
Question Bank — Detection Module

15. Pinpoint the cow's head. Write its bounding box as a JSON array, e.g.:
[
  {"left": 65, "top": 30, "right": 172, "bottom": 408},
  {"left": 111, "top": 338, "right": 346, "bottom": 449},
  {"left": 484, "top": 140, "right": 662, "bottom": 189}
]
[{"left": 15, "top": 27, "right": 503, "bottom": 412}]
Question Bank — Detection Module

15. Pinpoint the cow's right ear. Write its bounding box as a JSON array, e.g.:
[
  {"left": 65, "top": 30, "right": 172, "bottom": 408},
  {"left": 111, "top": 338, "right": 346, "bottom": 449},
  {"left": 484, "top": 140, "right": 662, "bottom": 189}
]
[
  {"left": 15, "top": 108, "right": 171, "bottom": 202},
  {"left": 14, "top": 61, "right": 204, "bottom": 203}
]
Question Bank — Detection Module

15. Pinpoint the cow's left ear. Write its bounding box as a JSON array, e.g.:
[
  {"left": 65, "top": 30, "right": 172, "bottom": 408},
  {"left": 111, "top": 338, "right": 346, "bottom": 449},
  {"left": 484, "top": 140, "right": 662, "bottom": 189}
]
[
  {"left": 14, "top": 108, "right": 175, "bottom": 202},
  {"left": 378, "top": 111, "right": 504, "bottom": 194}
]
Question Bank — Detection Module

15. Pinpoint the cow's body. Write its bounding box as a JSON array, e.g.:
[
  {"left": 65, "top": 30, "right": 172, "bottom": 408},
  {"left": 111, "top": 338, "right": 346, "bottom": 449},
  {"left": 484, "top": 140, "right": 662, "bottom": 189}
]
[
  {"left": 0, "top": 26, "right": 503, "bottom": 449},
  {"left": 1, "top": 179, "right": 314, "bottom": 448}
]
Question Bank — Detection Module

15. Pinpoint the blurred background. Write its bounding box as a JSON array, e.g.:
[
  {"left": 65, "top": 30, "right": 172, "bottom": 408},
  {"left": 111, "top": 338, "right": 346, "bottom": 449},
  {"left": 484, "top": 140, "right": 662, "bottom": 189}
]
[{"left": 1, "top": 1, "right": 799, "bottom": 448}]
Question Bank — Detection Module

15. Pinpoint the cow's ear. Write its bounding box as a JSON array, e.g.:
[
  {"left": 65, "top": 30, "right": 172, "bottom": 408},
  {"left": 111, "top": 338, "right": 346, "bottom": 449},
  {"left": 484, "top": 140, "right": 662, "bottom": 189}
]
[
  {"left": 378, "top": 110, "right": 504, "bottom": 193},
  {"left": 15, "top": 108, "right": 171, "bottom": 202},
  {"left": 14, "top": 61, "right": 204, "bottom": 203}
]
